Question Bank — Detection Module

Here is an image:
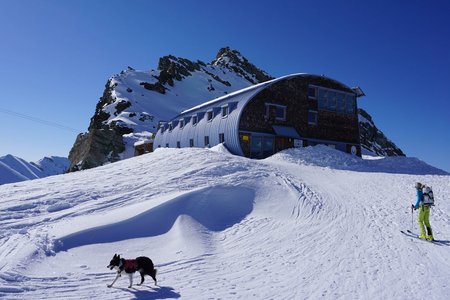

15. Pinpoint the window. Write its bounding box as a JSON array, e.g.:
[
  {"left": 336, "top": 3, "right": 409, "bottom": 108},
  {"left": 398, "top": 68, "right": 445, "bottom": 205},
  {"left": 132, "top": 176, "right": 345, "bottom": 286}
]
[
  {"left": 346, "top": 95, "right": 356, "bottom": 114},
  {"left": 265, "top": 103, "right": 286, "bottom": 121},
  {"left": 158, "top": 121, "right": 166, "bottom": 133},
  {"left": 206, "top": 110, "right": 214, "bottom": 121},
  {"left": 250, "top": 136, "right": 274, "bottom": 159},
  {"left": 316, "top": 86, "right": 356, "bottom": 115},
  {"left": 221, "top": 105, "right": 229, "bottom": 117},
  {"left": 165, "top": 143, "right": 169, "bottom": 147},
  {"left": 308, "top": 86, "right": 317, "bottom": 99},
  {"left": 219, "top": 133, "right": 225, "bottom": 143},
  {"left": 337, "top": 94, "right": 345, "bottom": 113},
  {"left": 189, "top": 139, "right": 194, "bottom": 147},
  {"left": 192, "top": 115, "right": 198, "bottom": 125},
  {"left": 176, "top": 141, "right": 180, "bottom": 148},
  {"left": 328, "top": 91, "right": 336, "bottom": 111},
  {"left": 308, "top": 110, "right": 318, "bottom": 126},
  {"left": 179, "top": 119, "right": 184, "bottom": 129},
  {"left": 204, "top": 136, "right": 210, "bottom": 147},
  {"left": 318, "top": 89, "right": 328, "bottom": 110},
  {"left": 168, "top": 122, "right": 173, "bottom": 131}
]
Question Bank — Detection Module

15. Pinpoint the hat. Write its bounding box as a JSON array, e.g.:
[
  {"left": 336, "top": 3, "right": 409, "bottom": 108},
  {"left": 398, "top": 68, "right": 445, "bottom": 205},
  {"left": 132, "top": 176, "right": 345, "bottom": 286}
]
[{"left": 415, "top": 182, "right": 423, "bottom": 189}]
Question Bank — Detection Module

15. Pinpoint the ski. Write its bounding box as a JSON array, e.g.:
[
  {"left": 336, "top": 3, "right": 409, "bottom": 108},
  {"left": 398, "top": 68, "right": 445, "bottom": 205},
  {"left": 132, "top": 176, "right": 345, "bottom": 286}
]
[
  {"left": 400, "top": 230, "right": 444, "bottom": 244},
  {"left": 400, "top": 230, "right": 432, "bottom": 243}
]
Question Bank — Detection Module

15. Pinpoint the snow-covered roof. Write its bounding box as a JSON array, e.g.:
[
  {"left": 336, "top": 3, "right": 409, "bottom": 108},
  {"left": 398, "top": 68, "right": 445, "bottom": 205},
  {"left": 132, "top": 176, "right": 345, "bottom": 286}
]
[{"left": 133, "top": 139, "right": 153, "bottom": 147}]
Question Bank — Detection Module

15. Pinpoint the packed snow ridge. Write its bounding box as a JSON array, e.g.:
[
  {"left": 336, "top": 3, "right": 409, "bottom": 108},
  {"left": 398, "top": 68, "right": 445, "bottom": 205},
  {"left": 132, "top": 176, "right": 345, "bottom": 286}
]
[{"left": 0, "top": 145, "right": 449, "bottom": 299}]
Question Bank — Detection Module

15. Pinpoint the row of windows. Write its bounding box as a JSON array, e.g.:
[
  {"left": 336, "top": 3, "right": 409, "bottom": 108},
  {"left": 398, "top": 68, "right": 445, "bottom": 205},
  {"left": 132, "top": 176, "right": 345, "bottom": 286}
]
[
  {"left": 162, "top": 105, "right": 230, "bottom": 133},
  {"left": 308, "top": 85, "right": 356, "bottom": 114},
  {"left": 264, "top": 103, "right": 335, "bottom": 127},
  {"left": 165, "top": 133, "right": 226, "bottom": 148},
  {"left": 163, "top": 86, "right": 355, "bottom": 134}
]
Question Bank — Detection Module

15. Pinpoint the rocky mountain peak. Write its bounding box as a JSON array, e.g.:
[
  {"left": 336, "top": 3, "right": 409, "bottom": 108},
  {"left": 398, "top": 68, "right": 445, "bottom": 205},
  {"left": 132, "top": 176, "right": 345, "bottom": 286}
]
[
  {"left": 212, "top": 47, "right": 273, "bottom": 84},
  {"left": 212, "top": 47, "right": 245, "bottom": 66}
]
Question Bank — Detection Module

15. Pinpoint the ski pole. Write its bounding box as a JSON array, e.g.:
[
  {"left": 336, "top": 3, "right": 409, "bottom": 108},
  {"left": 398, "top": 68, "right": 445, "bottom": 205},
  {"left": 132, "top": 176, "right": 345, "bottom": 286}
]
[{"left": 411, "top": 205, "right": 414, "bottom": 231}]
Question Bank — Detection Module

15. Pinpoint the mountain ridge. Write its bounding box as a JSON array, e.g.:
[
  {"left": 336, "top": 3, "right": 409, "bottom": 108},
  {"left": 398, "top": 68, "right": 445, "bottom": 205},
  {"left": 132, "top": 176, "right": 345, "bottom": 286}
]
[{"left": 0, "top": 155, "right": 70, "bottom": 185}]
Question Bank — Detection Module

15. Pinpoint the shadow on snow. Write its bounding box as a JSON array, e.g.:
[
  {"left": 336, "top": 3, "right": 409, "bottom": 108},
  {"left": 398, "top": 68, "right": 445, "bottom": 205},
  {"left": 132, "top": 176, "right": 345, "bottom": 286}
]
[
  {"left": 116, "top": 285, "right": 181, "bottom": 299},
  {"left": 54, "top": 185, "right": 254, "bottom": 252}
]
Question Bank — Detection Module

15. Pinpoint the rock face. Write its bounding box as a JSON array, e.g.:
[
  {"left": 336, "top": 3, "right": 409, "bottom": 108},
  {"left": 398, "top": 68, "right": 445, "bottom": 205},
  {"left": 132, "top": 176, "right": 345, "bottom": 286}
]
[
  {"left": 68, "top": 80, "right": 130, "bottom": 171},
  {"left": 358, "top": 108, "right": 405, "bottom": 156},
  {"left": 68, "top": 47, "right": 404, "bottom": 171},
  {"left": 68, "top": 129, "right": 125, "bottom": 171}
]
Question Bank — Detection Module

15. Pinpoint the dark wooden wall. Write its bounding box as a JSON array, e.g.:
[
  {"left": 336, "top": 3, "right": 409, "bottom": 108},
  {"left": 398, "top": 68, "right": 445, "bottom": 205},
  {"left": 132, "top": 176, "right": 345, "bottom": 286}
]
[{"left": 239, "top": 75, "right": 360, "bottom": 146}]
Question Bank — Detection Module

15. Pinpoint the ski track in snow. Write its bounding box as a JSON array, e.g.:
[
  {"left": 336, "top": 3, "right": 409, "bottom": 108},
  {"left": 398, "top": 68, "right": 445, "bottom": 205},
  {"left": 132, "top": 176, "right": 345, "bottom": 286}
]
[{"left": 0, "top": 146, "right": 449, "bottom": 299}]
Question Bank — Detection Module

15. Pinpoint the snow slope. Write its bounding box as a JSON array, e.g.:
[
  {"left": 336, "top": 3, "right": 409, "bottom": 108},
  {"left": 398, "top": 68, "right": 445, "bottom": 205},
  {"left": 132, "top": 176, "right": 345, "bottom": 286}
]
[
  {"left": 0, "top": 146, "right": 449, "bottom": 299},
  {"left": 0, "top": 155, "right": 70, "bottom": 185}
]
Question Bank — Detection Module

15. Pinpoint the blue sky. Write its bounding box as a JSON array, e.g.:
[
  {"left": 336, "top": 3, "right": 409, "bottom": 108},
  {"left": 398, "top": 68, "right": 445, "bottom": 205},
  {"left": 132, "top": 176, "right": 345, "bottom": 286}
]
[{"left": 1, "top": 0, "right": 449, "bottom": 172}]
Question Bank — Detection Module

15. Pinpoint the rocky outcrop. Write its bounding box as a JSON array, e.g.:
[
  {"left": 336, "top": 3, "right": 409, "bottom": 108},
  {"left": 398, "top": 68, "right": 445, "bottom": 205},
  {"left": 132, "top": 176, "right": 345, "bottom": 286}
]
[
  {"left": 68, "top": 80, "right": 131, "bottom": 171},
  {"left": 68, "top": 129, "right": 125, "bottom": 171},
  {"left": 358, "top": 108, "right": 405, "bottom": 156},
  {"left": 157, "top": 55, "right": 204, "bottom": 85}
]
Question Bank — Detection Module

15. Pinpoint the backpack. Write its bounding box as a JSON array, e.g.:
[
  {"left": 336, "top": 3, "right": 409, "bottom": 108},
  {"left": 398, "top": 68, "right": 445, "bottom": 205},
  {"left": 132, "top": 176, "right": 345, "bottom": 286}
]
[{"left": 423, "top": 186, "right": 435, "bottom": 206}]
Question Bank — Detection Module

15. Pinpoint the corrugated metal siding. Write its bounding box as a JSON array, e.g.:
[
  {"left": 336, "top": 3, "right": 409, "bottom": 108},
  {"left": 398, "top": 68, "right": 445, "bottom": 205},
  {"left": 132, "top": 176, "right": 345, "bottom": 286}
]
[{"left": 154, "top": 81, "right": 274, "bottom": 154}]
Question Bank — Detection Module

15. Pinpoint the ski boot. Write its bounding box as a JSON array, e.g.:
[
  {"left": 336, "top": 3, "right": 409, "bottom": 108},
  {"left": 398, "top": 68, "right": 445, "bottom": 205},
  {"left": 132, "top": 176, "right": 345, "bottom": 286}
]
[{"left": 426, "top": 227, "right": 434, "bottom": 241}]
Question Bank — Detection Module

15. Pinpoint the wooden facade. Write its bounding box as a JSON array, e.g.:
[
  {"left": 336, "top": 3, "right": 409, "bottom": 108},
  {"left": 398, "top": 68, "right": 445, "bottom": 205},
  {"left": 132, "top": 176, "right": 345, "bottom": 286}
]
[{"left": 238, "top": 75, "right": 361, "bottom": 158}]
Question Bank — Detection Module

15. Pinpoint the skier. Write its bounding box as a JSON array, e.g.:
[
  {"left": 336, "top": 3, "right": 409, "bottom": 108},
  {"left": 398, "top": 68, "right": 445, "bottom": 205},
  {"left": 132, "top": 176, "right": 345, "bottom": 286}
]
[{"left": 412, "top": 182, "right": 434, "bottom": 241}]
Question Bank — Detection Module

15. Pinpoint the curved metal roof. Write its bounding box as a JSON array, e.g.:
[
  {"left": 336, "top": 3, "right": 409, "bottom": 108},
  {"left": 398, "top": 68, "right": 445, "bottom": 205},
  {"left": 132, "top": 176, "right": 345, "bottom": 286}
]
[{"left": 154, "top": 73, "right": 355, "bottom": 155}]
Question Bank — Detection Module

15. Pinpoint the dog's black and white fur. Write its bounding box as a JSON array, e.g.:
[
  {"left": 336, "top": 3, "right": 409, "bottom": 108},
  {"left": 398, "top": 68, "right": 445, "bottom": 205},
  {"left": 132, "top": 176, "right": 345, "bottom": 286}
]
[{"left": 107, "top": 254, "right": 157, "bottom": 288}]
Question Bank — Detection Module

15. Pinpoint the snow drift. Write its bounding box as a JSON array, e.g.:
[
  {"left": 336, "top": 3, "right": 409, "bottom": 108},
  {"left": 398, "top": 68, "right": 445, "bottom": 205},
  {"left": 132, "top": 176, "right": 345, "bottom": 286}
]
[
  {"left": 0, "top": 146, "right": 449, "bottom": 299},
  {"left": 55, "top": 186, "right": 254, "bottom": 251}
]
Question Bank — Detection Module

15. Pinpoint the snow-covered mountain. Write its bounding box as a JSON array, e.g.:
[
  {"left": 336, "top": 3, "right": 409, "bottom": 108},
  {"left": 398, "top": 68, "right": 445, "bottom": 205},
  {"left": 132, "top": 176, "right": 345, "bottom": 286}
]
[
  {"left": 68, "top": 47, "right": 403, "bottom": 171},
  {"left": 0, "top": 155, "right": 69, "bottom": 185},
  {"left": 0, "top": 146, "right": 448, "bottom": 299},
  {"left": 68, "top": 47, "right": 272, "bottom": 171}
]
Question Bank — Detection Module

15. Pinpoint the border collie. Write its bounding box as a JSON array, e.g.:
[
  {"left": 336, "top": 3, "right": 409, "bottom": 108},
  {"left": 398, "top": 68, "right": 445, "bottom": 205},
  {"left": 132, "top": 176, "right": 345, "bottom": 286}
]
[{"left": 107, "top": 254, "right": 157, "bottom": 288}]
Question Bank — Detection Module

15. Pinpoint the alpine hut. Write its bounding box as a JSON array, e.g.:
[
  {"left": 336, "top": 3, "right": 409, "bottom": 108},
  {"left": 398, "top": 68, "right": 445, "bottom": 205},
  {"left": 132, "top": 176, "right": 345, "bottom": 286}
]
[{"left": 154, "top": 73, "right": 363, "bottom": 158}]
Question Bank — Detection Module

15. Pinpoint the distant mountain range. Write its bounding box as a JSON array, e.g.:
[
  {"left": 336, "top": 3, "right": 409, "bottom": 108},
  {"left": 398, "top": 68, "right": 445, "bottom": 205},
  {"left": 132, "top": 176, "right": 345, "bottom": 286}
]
[
  {"left": 0, "top": 155, "right": 70, "bottom": 185},
  {"left": 67, "top": 47, "right": 404, "bottom": 171}
]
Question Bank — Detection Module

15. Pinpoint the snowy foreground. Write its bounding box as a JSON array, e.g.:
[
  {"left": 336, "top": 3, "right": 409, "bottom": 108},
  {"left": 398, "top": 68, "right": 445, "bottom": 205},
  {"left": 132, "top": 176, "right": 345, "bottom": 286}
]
[{"left": 0, "top": 146, "right": 449, "bottom": 300}]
